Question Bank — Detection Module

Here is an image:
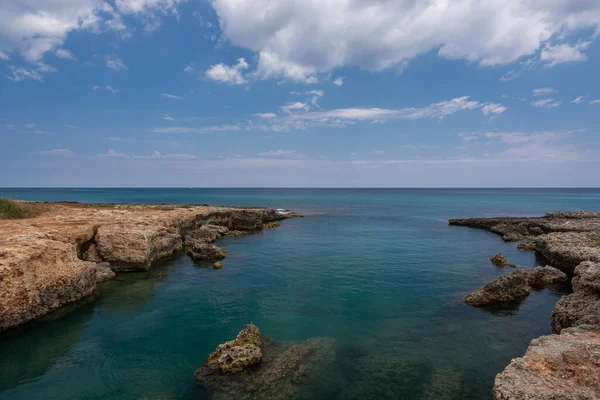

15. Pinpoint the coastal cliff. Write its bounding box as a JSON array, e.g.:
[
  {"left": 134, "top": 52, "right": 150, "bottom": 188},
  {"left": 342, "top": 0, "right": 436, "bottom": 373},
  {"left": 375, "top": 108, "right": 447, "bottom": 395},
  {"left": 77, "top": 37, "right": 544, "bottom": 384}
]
[
  {"left": 450, "top": 211, "right": 600, "bottom": 399},
  {"left": 0, "top": 202, "right": 294, "bottom": 332}
]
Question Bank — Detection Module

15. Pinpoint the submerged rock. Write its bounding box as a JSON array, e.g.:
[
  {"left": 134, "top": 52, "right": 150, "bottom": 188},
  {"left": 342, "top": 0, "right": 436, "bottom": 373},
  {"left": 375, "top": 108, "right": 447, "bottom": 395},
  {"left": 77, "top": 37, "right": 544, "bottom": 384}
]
[
  {"left": 465, "top": 266, "right": 567, "bottom": 306},
  {"left": 494, "top": 331, "right": 600, "bottom": 400},
  {"left": 490, "top": 253, "right": 516, "bottom": 267},
  {"left": 195, "top": 324, "right": 337, "bottom": 400},
  {"left": 228, "top": 230, "right": 248, "bottom": 237},
  {"left": 187, "top": 242, "right": 228, "bottom": 261},
  {"left": 213, "top": 261, "right": 224, "bottom": 270}
]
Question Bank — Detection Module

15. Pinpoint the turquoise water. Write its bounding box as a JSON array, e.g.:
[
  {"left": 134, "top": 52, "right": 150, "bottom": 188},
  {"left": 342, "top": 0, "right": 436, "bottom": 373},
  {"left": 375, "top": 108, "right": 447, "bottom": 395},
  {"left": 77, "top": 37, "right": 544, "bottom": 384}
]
[{"left": 1, "top": 188, "right": 600, "bottom": 399}]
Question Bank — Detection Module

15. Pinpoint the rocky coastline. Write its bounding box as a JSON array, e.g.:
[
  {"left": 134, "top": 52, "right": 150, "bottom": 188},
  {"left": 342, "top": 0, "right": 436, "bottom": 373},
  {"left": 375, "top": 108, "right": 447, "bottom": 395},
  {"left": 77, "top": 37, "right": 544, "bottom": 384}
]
[
  {"left": 0, "top": 202, "right": 300, "bottom": 333},
  {"left": 450, "top": 211, "right": 600, "bottom": 399}
]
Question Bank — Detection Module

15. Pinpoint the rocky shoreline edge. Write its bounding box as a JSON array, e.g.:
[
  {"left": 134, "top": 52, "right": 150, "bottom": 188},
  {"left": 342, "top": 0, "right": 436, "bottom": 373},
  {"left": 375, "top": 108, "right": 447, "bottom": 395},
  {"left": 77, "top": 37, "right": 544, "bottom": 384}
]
[
  {"left": 449, "top": 211, "right": 600, "bottom": 399},
  {"left": 0, "top": 202, "right": 301, "bottom": 333}
]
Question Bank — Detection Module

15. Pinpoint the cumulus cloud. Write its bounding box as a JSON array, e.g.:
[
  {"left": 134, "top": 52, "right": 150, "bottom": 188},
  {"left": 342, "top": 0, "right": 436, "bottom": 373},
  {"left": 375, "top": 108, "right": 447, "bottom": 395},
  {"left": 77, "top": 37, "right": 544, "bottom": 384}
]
[
  {"left": 533, "top": 88, "right": 557, "bottom": 96},
  {"left": 333, "top": 77, "right": 344, "bottom": 86},
  {"left": 531, "top": 99, "right": 562, "bottom": 108},
  {"left": 211, "top": 0, "right": 600, "bottom": 81},
  {"left": 205, "top": 57, "right": 249, "bottom": 85},
  {"left": 99, "top": 149, "right": 130, "bottom": 158},
  {"left": 0, "top": 0, "right": 184, "bottom": 65},
  {"left": 0, "top": 50, "right": 10, "bottom": 60},
  {"left": 184, "top": 65, "right": 195, "bottom": 72},
  {"left": 540, "top": 42, "right": 591, "bottom": 66},
  {"left": 281, "top": 101, "right": 310, "bottom": 113},
  {"left": 253, "top": 113, "right": 277, "bottom": 119},
  {"left": 106, "top": 54, "right": 127, "bottom": 70},
  {"left": 163, "top": 114, "right": 175, "bottom": 121}
]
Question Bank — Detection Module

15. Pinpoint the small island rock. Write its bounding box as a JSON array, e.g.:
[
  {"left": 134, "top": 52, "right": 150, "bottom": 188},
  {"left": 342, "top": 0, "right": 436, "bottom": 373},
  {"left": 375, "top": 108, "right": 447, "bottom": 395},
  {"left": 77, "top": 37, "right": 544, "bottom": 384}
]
[
  {"left": 187, "top": 242, "right": 228, "bottom": 260},
  {"left": 213, "top": 261, "right": 224, "bottom": 269},
  {"left": 490, "top": 253, "right": 516, "bottom": 267}
]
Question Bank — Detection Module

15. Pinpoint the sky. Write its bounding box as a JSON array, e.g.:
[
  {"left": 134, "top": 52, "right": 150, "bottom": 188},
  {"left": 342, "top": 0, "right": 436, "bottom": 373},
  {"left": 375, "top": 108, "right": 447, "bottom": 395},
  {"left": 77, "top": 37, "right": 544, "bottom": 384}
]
[{"left": 1, "top": 0, "right": 600, "bottom": 187}]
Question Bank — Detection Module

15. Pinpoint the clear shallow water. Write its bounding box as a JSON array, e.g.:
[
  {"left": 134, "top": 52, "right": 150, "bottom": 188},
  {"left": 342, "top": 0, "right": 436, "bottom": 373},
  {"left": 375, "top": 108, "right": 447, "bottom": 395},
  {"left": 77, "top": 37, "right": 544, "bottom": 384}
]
[{"left": 1, "top": 188, "right": 600, "bottom": 399}]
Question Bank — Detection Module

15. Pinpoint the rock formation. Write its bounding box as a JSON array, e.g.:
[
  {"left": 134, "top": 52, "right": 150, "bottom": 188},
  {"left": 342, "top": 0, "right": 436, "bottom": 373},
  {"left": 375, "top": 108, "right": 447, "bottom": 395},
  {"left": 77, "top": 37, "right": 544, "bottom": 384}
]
[
  {"left": 195, "top": 323, "right": 336, "bottom": 400},
  {"left": 494, "top": 330, "right": 600, "bottom": 400},
  {"left": 490, "top": 253, "right": 516, "bottom": 267},
  {"left": 213, "top": 261, "right": 224, "bottom": 270},
  {"left": 450, "top": 211, "right": 600, "bottom": 399},
  {"left": 0, "top": 203, "right": 295, "bottom": 332},
  {"left": 464, "top": 266, "right": 567, "bottom": 305},
  {"left": 187, "top": 242, "right": 228, "bottom": 261}
]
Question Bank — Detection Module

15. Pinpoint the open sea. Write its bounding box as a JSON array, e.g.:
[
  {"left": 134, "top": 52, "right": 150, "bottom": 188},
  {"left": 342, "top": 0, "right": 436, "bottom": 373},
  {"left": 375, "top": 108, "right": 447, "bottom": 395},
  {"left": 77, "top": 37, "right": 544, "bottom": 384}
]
[{"left": 1, "top": 188, "right": 600, "bottom": 399}]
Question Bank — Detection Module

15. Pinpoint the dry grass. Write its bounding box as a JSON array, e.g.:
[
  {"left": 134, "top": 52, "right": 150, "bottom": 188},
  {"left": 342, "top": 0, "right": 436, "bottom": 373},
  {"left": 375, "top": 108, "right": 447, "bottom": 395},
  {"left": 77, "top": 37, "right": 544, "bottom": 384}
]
[{"left": 0, "top": 199, "right": 49, "bottom": 219}]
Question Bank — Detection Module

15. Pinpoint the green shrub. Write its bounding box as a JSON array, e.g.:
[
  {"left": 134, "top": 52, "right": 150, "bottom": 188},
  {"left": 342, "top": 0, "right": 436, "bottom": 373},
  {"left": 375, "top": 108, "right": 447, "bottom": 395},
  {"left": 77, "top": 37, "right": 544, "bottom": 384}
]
[{"left": 0, "top": 198, "right": 31, "bottom": 219}]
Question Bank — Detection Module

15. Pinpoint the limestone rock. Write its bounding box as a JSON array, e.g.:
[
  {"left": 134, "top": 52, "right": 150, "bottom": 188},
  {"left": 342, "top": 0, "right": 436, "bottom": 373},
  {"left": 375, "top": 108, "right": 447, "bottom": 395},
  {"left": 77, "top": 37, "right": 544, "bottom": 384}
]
[
  {"left": 95, "top": 262, "right": 116, "bottom": 283},
  {"left": 551, "top": 262, "right": 600, "bottom": 334},
  {"left": 213, "top": 261, "right": 224, "bottom": 270},
  {"left": 263, "top": 221, "right": 281, "bottom": 229},
  {"left": 195, "top": 323, "right": 336, "bottom": 400},
  {"left": 465, "top": 266, "right": 567, "bottom": 306},
  {"left": 187, "top": 242, "right": 228, "bottom": 260},
  {"left": 494, "top": 331, "right": 600, "bottom": 400},
  {"left": 490, "top": 253, "right": 516, "bottom": 267},
  {"left": 183, "top": 225, "right": 224, "bottom": 245}
]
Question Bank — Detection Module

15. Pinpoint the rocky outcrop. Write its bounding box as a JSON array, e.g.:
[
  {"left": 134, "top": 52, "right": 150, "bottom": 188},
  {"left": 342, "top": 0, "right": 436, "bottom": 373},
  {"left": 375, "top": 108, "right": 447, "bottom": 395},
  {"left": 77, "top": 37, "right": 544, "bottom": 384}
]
[
  {"left": 187, "top": 242, "right": 228, "bottom": 261},
  {"left": 551, "top": 262, "right": 600, "bottom": 334},
  {"left": 195, "top": 324, "right": 336, "bottom": 400},
  {"left": 183, "top": 225, "right": 229, "bottom": 246},
  {"left": 465, "top": 266, "right": 567, "bottom": 305},
  {"left": 450, "top": 212, "right": 600, "bottom": 275},
  {"left": 450, "top": 211, "right": 600, "bottom": 398},
  {"left": 490, "top": 253, "right": 516, "bottom": 267},
  {"left": 494, "top": 330, "right": 600, "bottom": 400},
  {"left": 0, "top": 203, "right": 295, "bottom": 332}
]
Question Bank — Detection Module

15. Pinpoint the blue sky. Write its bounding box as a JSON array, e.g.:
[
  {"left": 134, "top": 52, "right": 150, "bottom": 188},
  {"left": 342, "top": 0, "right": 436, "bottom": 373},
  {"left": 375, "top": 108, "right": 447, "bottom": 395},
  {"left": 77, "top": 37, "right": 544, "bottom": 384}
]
[{"left": 1, "top": 0, "right": 600, "bottom": 187}]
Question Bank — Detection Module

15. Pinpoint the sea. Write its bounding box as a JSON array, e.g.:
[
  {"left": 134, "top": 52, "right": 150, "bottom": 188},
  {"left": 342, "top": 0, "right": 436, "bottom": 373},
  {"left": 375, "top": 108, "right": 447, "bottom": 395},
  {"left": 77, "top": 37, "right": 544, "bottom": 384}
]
[{"left": 1, "top": 188, "right": 599, "bottom": 399}]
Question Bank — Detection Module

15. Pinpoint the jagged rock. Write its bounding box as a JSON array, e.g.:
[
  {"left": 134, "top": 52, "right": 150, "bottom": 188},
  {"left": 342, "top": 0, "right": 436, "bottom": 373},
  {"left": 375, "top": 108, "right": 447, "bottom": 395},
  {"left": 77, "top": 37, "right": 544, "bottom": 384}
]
[
  {"left": 490, "top": 253, "right": 516, "bottom": 267},
  {"left": 493, "top": 331, "right": 600, "bottom": 400},
  {"left": 465, "top": 266, "right": 567, "bottom": 306},
  {"left": 534, "top": 232, "right": 600, "bottom": 275},
  {"left": 551, "top": 262, "right": 600, "bottom": 333},
  {"left": 187, "top": 242, "right": 228, "bottom": 260},
  {"left": 184, "top": 225, "right": 228, "bottom": 245},
  {"left": 82, "top": 243, "right": 103, "bottom": 262},
  {"left": 517, "top": 240, "right": 536, "bottom": 251},
  {"left": 230, "top": 211, "right": 264, "bottom": 231},
  {"left": 95, "top": 262, "right": 116, "bottom": 283},
  {"left": 213, "top": 261, "right": 224, "bottom": 270},
  {"left": 195, "top": 324, "right": 337, "bottom": 400}
]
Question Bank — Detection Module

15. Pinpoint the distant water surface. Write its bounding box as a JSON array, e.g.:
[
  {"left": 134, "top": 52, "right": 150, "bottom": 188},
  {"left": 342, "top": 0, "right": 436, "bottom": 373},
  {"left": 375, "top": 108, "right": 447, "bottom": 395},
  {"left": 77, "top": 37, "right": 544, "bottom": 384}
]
[{"left": 1, "top": 188, "right": 599, "bottom": 399}]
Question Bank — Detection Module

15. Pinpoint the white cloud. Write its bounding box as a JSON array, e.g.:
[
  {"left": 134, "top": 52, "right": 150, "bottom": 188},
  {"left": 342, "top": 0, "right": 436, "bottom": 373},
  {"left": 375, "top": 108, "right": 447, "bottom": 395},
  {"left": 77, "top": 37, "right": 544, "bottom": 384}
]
[
  {"left": 533, "top": 88, "right": 557, "bottom": 96},
  {"left": 0, "top": 50, "right": 11, "bottom": 60},
  {"left": 205, "top": 57, "right": 249, "bottom": 85},
  {"left": 500, "top": 69, "right": 520, "bottom": 81},
  {"left": 105, "top": 86, "right": 118, "bottom": 94},
  {"left": 35, "top": 149, "right": 73, "bottom": 156},
  {"left": 211, "top": 0, "right": 600, "bottom": 81},
  {"left": 571, "top": 96, "right": 586, "bottom": 103},
  {"left": 258, "top": 150, "right": 296, "bottom": 156},
  {"left": 253, "top": 113, "right": 277, "bottom": 119},
  {"left": 372, "top": 150, "right": 385, "bottom": 155},
  {"left": 458, "top": 133, "right": 479, "bottom": 143},
  {"left": 6, "top": 63, "right": 56, "bottom": 82},
  {"left": 152, "top": 124, "right": 245, "bottom": 133},
  {"left": 161, "top": 93, "right": 182, "bottom": 100},
  {"left": 55, "top": 49, "right": 76, "bottom": 60},
  {"left": 0, "top": 0, "right": 185, "bottom": 66},
  {"left": 99, "top": 149, "right": 130, "bottom": 158},
  {"left": 590, "top": 100, "right": 600, "bottom": 104},
  {"left": 281, "top": 101, "right": 310, "bottom": 113},
  {"left": 106, "top": 54, "right": 127, "bottom": 70},
  {"left": 184, "top": 65, "right": 194, "bottom": 72},
  {"left": 333, "top": 77, "right": 344, "bottom": 86},
  {"left": 133, "top": 150, "right": 197, "bottom": 159},
  {"left": 540, "top": 42, "right": 591, "bottom": 66},
  {"left": 163, "top": 114, "right": 176, "bottom": 121},
  {"left": 480, "top": 103, "right": 508, "bottom": 116},
  {"left": 531, "top": 99, "right": 562, "bottom": 108}
]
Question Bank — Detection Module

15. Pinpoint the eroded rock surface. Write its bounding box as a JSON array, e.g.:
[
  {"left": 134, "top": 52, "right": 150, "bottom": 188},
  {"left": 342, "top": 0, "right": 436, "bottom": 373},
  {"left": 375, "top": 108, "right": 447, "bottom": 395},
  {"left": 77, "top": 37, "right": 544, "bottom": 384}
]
[
  {"left": 465, "top": 266, "right": 567, "bottom": 305},
  {"left": 195, "top": 324, "right": 336, "bottom": 400},
  {"left": 490, "top": 253, "right": 516, "bottom": 267},
  {"left": 494, "top": 331, "right": 600, "bottom": 400},
  {"left": 0, "top": 203, "right": 292, "bottom": 332},
  {"left": 187, "top": 242, "right": 228, "bottom": 260}
]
